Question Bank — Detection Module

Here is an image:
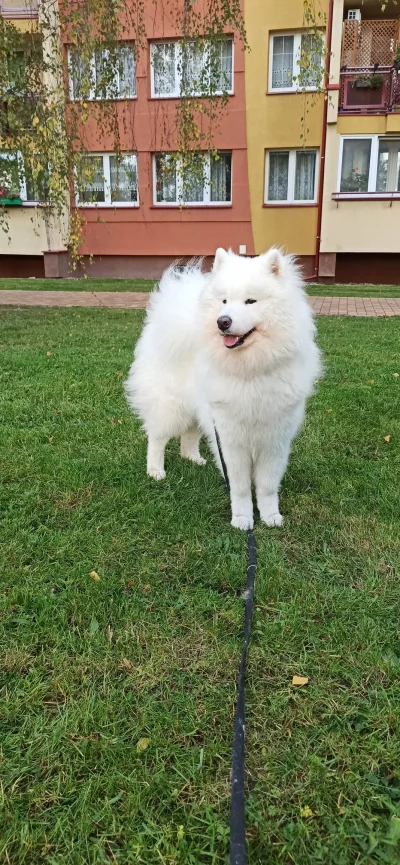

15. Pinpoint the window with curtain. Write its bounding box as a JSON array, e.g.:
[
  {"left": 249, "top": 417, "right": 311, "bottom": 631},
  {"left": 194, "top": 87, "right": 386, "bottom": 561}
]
[
  {"left": 270, "top": 31, "right": 323, "bottom": 91},
  {"left": 69, "top": 44, "right": 136, "bottom": 100},
  {"left": 76, "top": 153, "right": 138, "bottom": 205},
  {"left": 265, "top": 149, "right": 318, "bottom": 203},
  {"left": 376, "top": 140, "right": 400, "bottom": 192},
  {"left": 151, "top": 39, "right": 234, "bottom": 97},
  {"left": 340, "top": 139, "right": 371, "bottom": 192},
  {"left": 271, "top": 36, "right": 294, "bottom": 89},
  {"left": 154, "top": 151, "right": 232, "bottom": 204},
  {"left": 0, "top": 151, "right": 48, "bottom": 202}
]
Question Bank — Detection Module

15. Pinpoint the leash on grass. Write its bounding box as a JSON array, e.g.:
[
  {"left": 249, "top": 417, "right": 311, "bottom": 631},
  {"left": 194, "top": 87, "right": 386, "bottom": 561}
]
[{"left": 214, "top": 427, "right": 257, "bottom": 865}]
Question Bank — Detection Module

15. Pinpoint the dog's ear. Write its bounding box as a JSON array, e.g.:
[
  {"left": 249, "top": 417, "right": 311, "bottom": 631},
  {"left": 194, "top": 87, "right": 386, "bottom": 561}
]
[
  {"left": 213, "top": 247, "right": 229, "bottom": 272},
  {"left": 262, "top": 248, "right": 283, "bottom": 277}
]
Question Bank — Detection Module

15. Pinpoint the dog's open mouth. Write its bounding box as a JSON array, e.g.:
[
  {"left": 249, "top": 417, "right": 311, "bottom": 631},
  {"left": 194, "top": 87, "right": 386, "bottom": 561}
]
[{"left": 222, "top": 328, "right": 255, "bottom": 349}]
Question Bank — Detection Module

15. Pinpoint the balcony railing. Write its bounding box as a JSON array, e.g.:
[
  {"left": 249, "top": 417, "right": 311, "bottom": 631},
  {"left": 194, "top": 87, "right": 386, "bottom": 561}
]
[
  {"left": 341, "top": 18, "right": 400, "bottom": 67},
  {"left": 339, "top": 67, "right": 400, "bottom": 113}
]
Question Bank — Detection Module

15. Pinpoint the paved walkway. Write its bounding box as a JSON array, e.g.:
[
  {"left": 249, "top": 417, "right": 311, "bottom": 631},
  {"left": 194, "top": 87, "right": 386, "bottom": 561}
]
[{"left": 1, "top": 290, "right": 400, "bottom": 316}]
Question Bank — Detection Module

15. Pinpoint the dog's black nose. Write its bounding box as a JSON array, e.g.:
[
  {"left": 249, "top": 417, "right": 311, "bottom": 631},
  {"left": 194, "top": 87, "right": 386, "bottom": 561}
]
[{"left": 217, "top": 315, "right": 232, "bottom": 332}]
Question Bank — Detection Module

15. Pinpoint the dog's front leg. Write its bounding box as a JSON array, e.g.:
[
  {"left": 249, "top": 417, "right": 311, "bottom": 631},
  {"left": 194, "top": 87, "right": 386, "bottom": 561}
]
[{"left": 220, "top": 439, "right": 253, "bottom": 531}]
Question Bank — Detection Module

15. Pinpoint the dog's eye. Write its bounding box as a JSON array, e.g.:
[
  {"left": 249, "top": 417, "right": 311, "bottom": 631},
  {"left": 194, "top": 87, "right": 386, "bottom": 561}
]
[
  {"left": 245, "top": 298, "right": 257, "bottom": 305},
  {"left": 222, "top": 299, "right": 227, "bottom": 304}
]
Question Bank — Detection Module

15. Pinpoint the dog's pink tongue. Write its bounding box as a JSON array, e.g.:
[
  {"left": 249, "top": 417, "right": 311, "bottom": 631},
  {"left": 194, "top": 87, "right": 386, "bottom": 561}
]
[{"left": 223, "top": 334, "right": 239, "bottom": 348}]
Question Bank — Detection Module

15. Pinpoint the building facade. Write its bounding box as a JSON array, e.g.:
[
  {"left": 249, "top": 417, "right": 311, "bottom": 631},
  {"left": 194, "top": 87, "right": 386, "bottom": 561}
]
[{"left": 0, "top": 0, "right": 399, "bottom": 282}]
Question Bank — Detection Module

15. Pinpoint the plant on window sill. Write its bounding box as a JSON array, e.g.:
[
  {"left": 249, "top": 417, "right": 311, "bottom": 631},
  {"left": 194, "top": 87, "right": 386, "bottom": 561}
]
[{"left": 340, "top": 169, "right": 369, "bottom": 193}]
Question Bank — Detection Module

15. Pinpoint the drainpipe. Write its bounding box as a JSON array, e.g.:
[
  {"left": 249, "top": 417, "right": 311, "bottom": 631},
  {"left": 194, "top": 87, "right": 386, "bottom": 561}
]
[{"left": 304, "top": 0, "right": 335, "bottom": 282}]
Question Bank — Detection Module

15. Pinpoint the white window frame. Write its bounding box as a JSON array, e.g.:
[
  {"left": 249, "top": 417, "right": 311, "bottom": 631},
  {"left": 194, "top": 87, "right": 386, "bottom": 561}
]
[
  {"left": 0, "top": 150, "right": 41, "bottom": 205},
  {"left": 264, "top": 148, "right": 319, "bottom": 205},
  {"left": 150, "top": 39, "right": 234, "bottom": 98},
  {"left": 336, "top": 134, "right": 400, "bottom": 197},
  {"left": 152, "top": 151, "right": 232, "bottom": 206},
  {"left": 68, "top": 44, "right": 136, "bottom": 101},
  {"left": 75, "top": 153, "right": 139, "bottom": 207},
  {"left": 268, "top": 30, "right": 324, "bottom": 94}
]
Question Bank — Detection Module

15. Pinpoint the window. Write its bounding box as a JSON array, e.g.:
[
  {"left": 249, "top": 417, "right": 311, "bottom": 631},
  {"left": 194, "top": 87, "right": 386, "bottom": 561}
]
[
  {"left": 150, "top": 39, "right": 233, "bottom": 98},
  {"left": 338, "top": 136, "right": 400, "bottom": 194},
  {"left": 153, "top": 151, "right": 232, "bottom": 205},
  {"left": 69, "top": 44, "right": 136, "bottom": 100},
  {"left": 76, "top": 153, "right": 138, "bottom": 206},
  {"left": 269, "top": 31, "right": 323, "bottom": 92},
  {"left": 265, "top": 149, "right": 318, "bottom": 204},
  {"left": 0, "top": 151, "right": 46, "bottom": 202}
]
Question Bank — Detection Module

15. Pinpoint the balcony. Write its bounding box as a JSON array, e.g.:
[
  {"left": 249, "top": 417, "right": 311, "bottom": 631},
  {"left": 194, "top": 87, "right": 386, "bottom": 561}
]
[
  {"left": 339, "top": 18, "right": 400, "bottom": 114},
  {"left": 1, "top": 0, "right": 38, "bottom": 19}
]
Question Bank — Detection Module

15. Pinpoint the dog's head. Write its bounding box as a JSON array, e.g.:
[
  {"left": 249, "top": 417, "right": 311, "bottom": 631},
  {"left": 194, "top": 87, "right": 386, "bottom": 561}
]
[{"left": 201, "top": 247, "right": 311, "bottom": 375}]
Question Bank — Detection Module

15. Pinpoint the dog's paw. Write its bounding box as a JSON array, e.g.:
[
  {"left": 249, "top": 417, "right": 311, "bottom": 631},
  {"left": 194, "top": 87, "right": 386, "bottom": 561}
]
[
  {"left": 147, "top": 468, "right": 166, "bottom": 481},
  {"left": 231, "top": 514, "right": 254, "bottom": 531},
  {"left": 190, "top": 455, "right": 206, "bottom": 466},
  {"left": 262, "top": 511, "right": 283, "bottom": 528}
]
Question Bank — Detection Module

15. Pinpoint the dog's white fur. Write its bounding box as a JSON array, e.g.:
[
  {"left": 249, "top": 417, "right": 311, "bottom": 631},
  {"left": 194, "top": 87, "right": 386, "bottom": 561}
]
[{"left": 125, "top": 248, "right": 321, "bottom": 530}]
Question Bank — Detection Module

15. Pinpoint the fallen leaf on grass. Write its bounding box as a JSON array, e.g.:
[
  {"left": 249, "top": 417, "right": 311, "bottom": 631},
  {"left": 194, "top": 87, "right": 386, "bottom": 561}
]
[
  {"left": 292, "top": 675, "right": 309, "bottom": 687},
  {"left": 136, "top": 737, "right": 150, "bottom": 753},
  {"left": 369, "top": 380, "right": 375, "bottom": 385},
  {"left": 126, "top": 580, "right": 135, "bottom": 588},
  {"left": 89, "top": 617, "right": 99, "bottom": 635},
  {"left": 327, "top": 408, "right": 333, "bottom": 413},
  {"left": 300, "top": 806, "right": 313, "bottom": 819},
  {"left": 90, "top": 570, "right": 100, "bottom": 581},
  {"left": 384, "top": 435, "right": 391, "bottom": 442},
  {"left": 116, "top": 371, "right": 124, "bottom": 377},
  {"left": 120, "top": 657, "right": 132, "bottom": 671},
  {"left": 46, "top": 351, "right": 52, "bottom": 356},
  {"left": 393, "top": 373, "right": 399, "bottom": 378}
]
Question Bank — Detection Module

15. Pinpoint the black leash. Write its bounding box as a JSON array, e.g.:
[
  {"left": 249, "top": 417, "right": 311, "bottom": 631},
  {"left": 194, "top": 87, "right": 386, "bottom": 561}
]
[{"left": 214, "top": 427, "right": 257, "bottom": 865}]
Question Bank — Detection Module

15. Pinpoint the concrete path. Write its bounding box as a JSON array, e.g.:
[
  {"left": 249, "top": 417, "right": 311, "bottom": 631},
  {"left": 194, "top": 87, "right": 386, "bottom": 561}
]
[{"left": 1, "top": 290, "right": 400, "bottom": 316}]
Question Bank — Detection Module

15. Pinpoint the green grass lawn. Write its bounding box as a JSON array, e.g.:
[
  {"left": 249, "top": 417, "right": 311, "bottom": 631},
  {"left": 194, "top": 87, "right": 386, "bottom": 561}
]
[
  {"left": 0, "top": 277, "right": 156, "bottom": 292},
  {"left": 0, "top": 277, "right": 399, "bottom": 297},
  {"left": 306, "top": 285, "right": 400, "bottom": 298},
  {"left": 1, "top": 308, "right": 400, "bottom": 864}
]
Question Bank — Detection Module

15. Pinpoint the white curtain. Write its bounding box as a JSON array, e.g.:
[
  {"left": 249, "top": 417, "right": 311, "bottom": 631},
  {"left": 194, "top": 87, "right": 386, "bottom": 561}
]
[
  {"left": 268, "top": 151, "right": 289, "bottom": 201},
  {"left": 210, "top": 152, "right": 231, "bottom": 202},
  {"left": 295, "top": 150, "right": 316, "bottom": 200},
  {"left": 272, "top": 36, "right": 294, "bottom": 89},
  {"left": 80, "top": 156, "right": 105, "bottom": 203},
  {"left": 118, "top": 46, "right": 136, "bottom": 98},
  {"left": 155, "top": 154, "right": 176, "bottom": 202},
  {"left": 152, "top": 43, "right": 176, "bottom": 96},
  {"left": 340, "top": 139, "right": 371, "bottom": 192},
  {"left": 110, "top": 155, "right": 137, "bottom": 202}
]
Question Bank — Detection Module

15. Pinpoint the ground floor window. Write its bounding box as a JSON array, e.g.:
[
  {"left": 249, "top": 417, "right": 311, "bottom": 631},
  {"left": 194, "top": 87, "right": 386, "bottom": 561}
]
[
  {"left": 265, "top": 149, "right": 318, "bottom": 204},
  {"left": 339, "top": 136, "right": 400, "bottom": 193},
  {"left": 76, "top": 153, "right": 138, "bottom": 206},
  {"left": 153, "top": 151, "right": 232, "bottom": 205}
]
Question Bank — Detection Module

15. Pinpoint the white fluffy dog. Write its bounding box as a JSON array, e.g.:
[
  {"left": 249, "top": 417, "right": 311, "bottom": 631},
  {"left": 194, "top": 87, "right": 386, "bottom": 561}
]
[{"left": 125, "top": 248, "right": 321, "bottom": 530}]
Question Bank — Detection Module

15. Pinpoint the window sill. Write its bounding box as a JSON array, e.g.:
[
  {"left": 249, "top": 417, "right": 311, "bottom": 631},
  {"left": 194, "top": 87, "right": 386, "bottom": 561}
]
[
  {"left": 76, "top": 203, "right": 139, "bottom": 209},
  {"left": 68, "top": 96, "right": 137, "bottom": 103},
  {"left": 147, "top": 92, "right": 234, "bottom": 100},
  {"left": 263, "top": 202, "right": 317, "bottom": 207},
  {"left": 150, "top": 203, "right": 232, "bottom": 209},
  {"left": 332, "top": 192, "right": 400, "bottom": 201},
  {"left": 266, "top": 87, "right": 320, "bottom": 95}
]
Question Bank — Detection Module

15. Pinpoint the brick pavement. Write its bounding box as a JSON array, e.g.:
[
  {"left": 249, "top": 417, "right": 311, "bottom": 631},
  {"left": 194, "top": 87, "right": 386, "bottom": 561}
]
[{"left": 1, "top": 290, "right": 400, "bottom": 316}]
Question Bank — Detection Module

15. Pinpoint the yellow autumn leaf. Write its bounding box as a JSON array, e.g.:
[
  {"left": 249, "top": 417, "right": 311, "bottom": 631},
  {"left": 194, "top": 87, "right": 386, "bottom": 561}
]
[
  {"left": 90, "top": 570, "right": 100, "bottom": 581},
  {"left": 136, "top": 737, "right": 150, "bottom": 753},
  {"left": 393, "top": 373, "right": 399, "bottom": 378},
  {"left": 384, "top": 435, "right": 391, "bottom": 442},
  {"left": 369, "top": 380, "right": 374, "bottom": 385},
  {"left": 327, "top": 408, "right": 333, "bottom": 413},
  {"left": 292, "top": 675, "right": 309, "bottom": 687},
  {"left": 46, "top": 351, "right": 52, "bottom": 356},
  {"left": 32, "top": 115, "right": 39, "bottom": 126},
  {"left": 300, "top": 806, "right": 313, "bottom": 818}
]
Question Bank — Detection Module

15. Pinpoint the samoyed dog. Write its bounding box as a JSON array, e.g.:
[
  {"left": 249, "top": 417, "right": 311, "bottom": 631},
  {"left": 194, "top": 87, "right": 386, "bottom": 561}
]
[{"left": 125, "top": 247, "right": 321, "bottom": 531}]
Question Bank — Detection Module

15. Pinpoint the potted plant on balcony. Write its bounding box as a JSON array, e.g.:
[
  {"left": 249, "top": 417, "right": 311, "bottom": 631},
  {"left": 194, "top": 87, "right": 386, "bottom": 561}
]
[
  {"left": 0, "top": 173, "right": 22, "bottom": 206},
  {"left": 354, "top": 73, "right": 384, "bottom": 89}
]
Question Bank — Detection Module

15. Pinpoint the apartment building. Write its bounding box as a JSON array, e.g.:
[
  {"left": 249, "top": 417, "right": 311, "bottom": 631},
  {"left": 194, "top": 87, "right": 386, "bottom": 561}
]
[{"left": 0, "top": 0, "right": 399, "bottom": 281}]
